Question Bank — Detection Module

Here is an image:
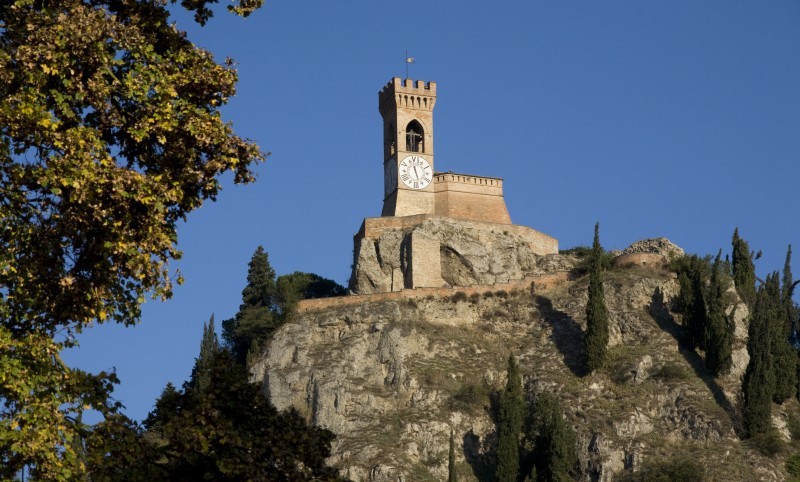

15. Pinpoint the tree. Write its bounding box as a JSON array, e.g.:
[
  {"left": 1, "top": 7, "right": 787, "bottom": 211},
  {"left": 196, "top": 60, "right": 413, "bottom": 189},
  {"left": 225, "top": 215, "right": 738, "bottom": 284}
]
[
  {"left": 222, "top": 246, "right": 279, "bottom": 364},
  {"left": 189, "top": 315, "right": 219, "bottom": 392},
  {"left": 731, "top": 228, "right": 757, "bottom": 308},
  {"left": 584, "top": 223, "right": 609, "bottom": 372},
  {"left": 743, "top": 274, "right": 778, "bottom": 438},
  {"left": 89, "top": 335, "right": 346, "bottom": 480},
  {"left": 772, "top": 253, "right": 796, "bottom": 403},
  {"left": 676, "top": 255, "right": 709, "bottom": 350},
  {"left": 448, "top": 429, "right": 457, "bottom": 482},
  {"left": 528, "top": 391, "right": 577, "bottom": 482},
  {"left": 0, "top": 0, "right": 265, "bottom": 476},
  {"left": 222, "top": 250, "right": 347, "bottom": 365},
  {"left": 496, "top": 353, "right": 524, "bottom": 482},
  {"left": 704, "top": 251, "right": 732, "bottom": 376}
]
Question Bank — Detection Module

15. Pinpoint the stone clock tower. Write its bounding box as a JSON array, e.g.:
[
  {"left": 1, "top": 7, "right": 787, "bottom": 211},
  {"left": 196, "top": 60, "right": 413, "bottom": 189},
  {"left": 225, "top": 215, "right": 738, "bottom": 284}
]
[{"left": 379, "top": 77, "right": 436, "bottom": 217}]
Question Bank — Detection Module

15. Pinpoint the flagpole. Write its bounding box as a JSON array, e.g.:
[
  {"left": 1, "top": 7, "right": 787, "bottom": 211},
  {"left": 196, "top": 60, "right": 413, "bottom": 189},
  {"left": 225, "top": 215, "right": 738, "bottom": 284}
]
[{"left": 405, "top": 50, "right": 409, "bottom": 80}]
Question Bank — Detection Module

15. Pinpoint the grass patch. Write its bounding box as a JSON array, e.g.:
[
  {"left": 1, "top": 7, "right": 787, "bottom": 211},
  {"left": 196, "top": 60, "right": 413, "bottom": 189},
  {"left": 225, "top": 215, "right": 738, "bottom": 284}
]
[
  {"left": 652, "top": 362, "right": 691, "bottom": 382},
  {"left": 617, "top": 454, "right": 704, "bottom": 482},
  {"left": 748, "top": 429, "right": 785, "bottom": 457}
]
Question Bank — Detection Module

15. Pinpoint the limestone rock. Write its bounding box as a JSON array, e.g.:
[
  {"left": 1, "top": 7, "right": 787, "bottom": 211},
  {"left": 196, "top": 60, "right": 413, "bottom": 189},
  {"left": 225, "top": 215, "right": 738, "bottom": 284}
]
[{"left": 622, "top": 237, "right": 685, "bottom": 258}]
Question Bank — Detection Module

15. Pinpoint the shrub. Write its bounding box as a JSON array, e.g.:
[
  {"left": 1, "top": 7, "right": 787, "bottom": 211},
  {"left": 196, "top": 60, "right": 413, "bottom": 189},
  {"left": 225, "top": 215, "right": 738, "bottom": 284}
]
[
  {"left": 652, "top": 363, "right": 690, "bottom": 381},
  {"left": 748, "top": 429, "right": 784, "bottom": 457},
  {"left": 451, "top": 291, "right": 468, "bottom": 303},
  {"left": 788, "top": 413, "right": 800, "bottom": 440},
  {"left": 449, "top": 382, "right": 490, "bottom": 412},
  {"left": 786, "top": 452, "right": 800, "bottom": 479}
]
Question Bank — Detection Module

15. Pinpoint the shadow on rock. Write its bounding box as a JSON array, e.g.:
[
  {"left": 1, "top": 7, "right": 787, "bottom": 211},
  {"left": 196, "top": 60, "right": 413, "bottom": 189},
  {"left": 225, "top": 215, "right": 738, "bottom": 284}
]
[
  {"left": 649, "top": 287, "right": 741, "bottom": 436},
  {"left": 535, "top": 295, "right": 585, "bottom": 377},
  {"left": 462, "top": 429, "right": 495, "bottom": 482}
]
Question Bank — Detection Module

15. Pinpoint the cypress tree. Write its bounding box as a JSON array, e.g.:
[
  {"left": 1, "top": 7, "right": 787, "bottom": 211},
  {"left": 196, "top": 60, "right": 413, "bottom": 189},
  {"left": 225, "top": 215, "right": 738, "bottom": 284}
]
[
  {"left": 531, "top": 391, "right": 578, "bottom": 482},
  {"left": 743, "top": 275, "right": 777, "bottom": 437},
  {"left": 705, "top": 251, "right": 732, "bottom": 376},
  {"left": 678, "top": 255, "right": 708, "bottom": 350},
  {"left": 222, "top": 246, "right": 279, "bottom": 365},
  {"left": 496, "top": 353, "right": 524, "bottom": 482},
  {"left": 584, "top": 223, "right": 609, "bottom": 373},
  {"left": 772, "top": 255, "right": 796, "bottom": 403},
  {"left": 448, "top": 429, "right": 457, "bottom": 482},
  {"left": 732, "top": 228, "right": 757, "bottom": 308},
  {"left": 190, "top": 315, "right": 220, "bottom": 392}
]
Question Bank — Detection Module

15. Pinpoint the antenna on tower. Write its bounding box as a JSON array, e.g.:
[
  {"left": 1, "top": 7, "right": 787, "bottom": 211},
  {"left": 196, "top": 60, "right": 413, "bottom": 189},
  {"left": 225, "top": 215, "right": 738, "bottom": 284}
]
[{"left": 405, "top": 51, "right": 414, "bottom": 80}]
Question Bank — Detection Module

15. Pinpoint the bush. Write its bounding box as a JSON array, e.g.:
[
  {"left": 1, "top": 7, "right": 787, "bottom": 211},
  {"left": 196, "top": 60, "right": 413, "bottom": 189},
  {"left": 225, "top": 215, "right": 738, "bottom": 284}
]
[
  {"left": 786, "top": 452, "right": 800, "bottom": 479},
  {"left": 788, "top": 413, "right": 800, "bottom": 441},
  {"left": 449, "top": 382, "right": 490, "bottom": 412},
  {"left": 748, "top": 429, "right": 785, "bottom": 457},
  {"left": 652, "top": 363, "right": 691, "bottom": 382},
  {"left": 450, "top": 291, "right": 468, "bottom": 303},
  {"left": 617, "top": 455, "right": 704, "bottom": 482}
]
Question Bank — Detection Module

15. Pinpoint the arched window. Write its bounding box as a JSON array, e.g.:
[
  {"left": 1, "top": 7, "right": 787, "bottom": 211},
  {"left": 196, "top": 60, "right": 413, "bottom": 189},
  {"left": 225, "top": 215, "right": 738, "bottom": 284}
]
[{"left": 405, "top": 120, "right": 424, "bottom": 152}]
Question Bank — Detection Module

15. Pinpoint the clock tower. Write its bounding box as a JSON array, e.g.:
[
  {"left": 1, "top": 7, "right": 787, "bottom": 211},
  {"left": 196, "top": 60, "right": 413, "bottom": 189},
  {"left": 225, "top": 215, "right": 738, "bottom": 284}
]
[{"left": 379, "top": 77, "right": 436, "bottom": 217}]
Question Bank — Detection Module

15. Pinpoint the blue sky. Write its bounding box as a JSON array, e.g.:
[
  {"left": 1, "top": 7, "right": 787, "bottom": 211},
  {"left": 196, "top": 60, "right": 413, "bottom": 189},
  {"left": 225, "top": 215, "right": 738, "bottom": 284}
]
[{"left": 64, "top": 1, "right": 800, "bottom": 422}]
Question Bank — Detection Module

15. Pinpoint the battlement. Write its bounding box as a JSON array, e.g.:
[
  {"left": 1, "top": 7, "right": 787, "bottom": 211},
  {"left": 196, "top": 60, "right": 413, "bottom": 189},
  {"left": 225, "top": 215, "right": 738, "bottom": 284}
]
[
  {"left": 379, "top": 77, "right": 437, "bottom": 116},
  {"left": 434, "top": 172, "right": 503, "bottom": 189}
]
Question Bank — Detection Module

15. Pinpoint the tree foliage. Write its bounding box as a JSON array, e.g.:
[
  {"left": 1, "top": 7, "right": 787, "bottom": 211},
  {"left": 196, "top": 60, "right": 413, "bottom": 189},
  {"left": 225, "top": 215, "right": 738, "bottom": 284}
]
[
  {"left": 584, "top": 223, "right": 609, "bottom": 373},
  {"left": 704, "top": 251, "right": 732, "bottom": 376},
  {"left": 448, "top": 429, "right": 457, "bottom": 482},
  {"left": 732, "top": 228, "right": 757, "bottom": 309},
  {"left": 496, "top": 353, "right": 524, "bottom": 482},
  {"left": 223, "top": 247, "right": 346, "bottom": 365},
  {"left": 526, "top": 391, "right": 577, "bottom": 482},
  {"left": 0, "top": 0, "right": 266, "bottom": 476},
  {"left": 675, "top": 255, "right": 709, "bottom": 350},
  {"left": 88, "top": 326, "right": 346, "bottom": 481},
  {"left": 743, "top": 274, "right": 778, "bottom": 438}
]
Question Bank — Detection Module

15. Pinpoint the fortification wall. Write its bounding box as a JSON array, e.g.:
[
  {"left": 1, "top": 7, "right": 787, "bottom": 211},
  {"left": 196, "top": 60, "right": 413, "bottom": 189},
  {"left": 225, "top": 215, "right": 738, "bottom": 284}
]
[
  {"left": 433, "top": 172, "right": 510, "bottom": 225},
  {"left": 298, "top": 271, "right": 569, "bottom": 314}
]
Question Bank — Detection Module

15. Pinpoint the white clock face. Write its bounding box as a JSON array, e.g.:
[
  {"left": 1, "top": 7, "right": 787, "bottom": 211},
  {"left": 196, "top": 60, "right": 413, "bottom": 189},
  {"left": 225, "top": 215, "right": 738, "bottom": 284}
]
[{"left": 399, "top": 155, "right": 432, "bottom": 190}]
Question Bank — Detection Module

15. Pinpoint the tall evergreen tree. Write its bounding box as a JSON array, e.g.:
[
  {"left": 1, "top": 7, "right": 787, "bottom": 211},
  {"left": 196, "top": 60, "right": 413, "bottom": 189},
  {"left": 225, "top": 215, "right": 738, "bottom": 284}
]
[
  {"left": 584, "top": 223, "right": 609, "bottom": 372},
  {"left": 529, "top": 391, "right": 578, "bottom": 482},
  {"left": 732, "top": 228, "right": 757, "bottom": 308},
  {"left": 496, "top": 353, "right": 524, "bottom": 482},
  {"left": 743, "top": 275, "right": 778, "bottom": 438},
  {"left": 448, "top": 429, "right": 457, "bottom": 482},
  {"left": 222, "top": 246, "right": 279, "bottom": 364},
  {"left": 771, "top": 258, "right": 796, "bottom": 403},
  {"left": 190, "top": 315, "right": 220, "bottom": 392},
  {"left": 677, "top": 255, "right": 709, "bottom": 350},
  {"left": 704, "top": 251, "right": 733, "bottom": 376}
]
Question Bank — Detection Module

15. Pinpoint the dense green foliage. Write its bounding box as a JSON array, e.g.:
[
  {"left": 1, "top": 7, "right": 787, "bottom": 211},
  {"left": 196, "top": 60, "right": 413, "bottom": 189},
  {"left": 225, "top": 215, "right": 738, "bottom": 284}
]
[
  {"left": 223, "top": 247, "right": 346, "bottom": 365},
  {"left": 87, "top": 323, "right": 346, "bottom": 481},
  {"left": 743, "top": 274, "right": 778, "bottom": 438},
  {"left": 584, "top": 223, "right": 609, "bottom": 372},
  {"left": 674, "top": 255, "right": 710, "bottom": 350},
  {"left": 526, "top": 391, "right": 577, "bottom": 482},
  {"left": 0, "top": 0, "right": 264, "bottom": 477},
  {"left": 771, "top": 265, "right": 797, "bottom": 404},
  {"left": 496, "top": 353, "right": 524, "bottom": 482},
  {"left": 732, "top": 228, "right": 757, "bottom": 308},
  {"left": 704, "top": 252, "right": 733, "bottom": 376}
]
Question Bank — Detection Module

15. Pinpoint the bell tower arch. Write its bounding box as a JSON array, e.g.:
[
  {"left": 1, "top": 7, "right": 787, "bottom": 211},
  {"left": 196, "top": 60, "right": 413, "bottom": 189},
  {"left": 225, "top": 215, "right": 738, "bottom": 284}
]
[{"left": 379, "top": 77, "right": 437, "bottom": 217}]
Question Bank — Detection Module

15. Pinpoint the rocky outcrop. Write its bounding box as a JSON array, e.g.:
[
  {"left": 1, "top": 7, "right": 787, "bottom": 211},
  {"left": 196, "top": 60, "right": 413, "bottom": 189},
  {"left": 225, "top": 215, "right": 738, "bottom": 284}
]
[
  {"left": 622, "top": 237, "right": 685, "bottom": 259},
  {"left": 349, "top": 216, "right": 559, "bottom": 294},
  {"left": 252, "top": 254, "right": 779, "bottom": 481}
]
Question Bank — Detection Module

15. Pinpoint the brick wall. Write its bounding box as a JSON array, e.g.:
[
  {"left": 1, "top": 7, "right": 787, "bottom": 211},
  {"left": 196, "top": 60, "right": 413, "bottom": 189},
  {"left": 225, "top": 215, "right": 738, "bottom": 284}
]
[{"left": 297, "top": 271, "right": 569, "bottom": 314}]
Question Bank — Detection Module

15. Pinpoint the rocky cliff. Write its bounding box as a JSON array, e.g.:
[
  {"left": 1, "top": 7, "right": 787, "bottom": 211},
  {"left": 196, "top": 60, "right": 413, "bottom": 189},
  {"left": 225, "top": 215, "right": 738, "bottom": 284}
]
[{"left": 251, "top": 249, "right": 790, "bottom": 481}]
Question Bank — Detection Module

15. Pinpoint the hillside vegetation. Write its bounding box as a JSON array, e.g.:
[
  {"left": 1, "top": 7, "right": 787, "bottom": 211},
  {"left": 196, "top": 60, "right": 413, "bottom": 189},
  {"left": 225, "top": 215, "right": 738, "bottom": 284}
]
[{"left": 253, "top": 252, "right": 798, "bottom": 481}]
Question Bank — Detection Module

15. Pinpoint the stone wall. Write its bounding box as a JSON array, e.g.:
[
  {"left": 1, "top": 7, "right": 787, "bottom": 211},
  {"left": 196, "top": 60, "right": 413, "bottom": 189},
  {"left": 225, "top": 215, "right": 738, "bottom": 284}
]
[{"left": 300, "top": 271, "right": 568, "bottom": 313}]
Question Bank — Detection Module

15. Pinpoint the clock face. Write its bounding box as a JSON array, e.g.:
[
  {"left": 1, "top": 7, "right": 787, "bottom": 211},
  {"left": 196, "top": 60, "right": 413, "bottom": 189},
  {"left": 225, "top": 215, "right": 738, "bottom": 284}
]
[{"left": 398, "top": 155, "right": 432, "bottom": 190}]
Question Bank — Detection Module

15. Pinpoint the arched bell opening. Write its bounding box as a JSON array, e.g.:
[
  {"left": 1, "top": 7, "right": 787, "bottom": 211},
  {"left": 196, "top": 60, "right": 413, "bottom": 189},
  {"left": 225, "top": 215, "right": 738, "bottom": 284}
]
[{"left": 405, "top": 120, "right": 424, "bottom": 153}]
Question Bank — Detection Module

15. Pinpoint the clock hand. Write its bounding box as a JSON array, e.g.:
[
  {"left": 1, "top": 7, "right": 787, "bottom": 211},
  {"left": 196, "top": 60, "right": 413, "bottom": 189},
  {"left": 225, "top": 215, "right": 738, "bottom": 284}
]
[{"left": 413, "top": 165, "right": 420, "bottom": 179}]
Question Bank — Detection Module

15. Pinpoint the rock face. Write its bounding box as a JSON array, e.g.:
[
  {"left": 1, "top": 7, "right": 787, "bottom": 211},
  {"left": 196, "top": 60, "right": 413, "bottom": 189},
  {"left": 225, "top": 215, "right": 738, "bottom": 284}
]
[
  {"left": 622, "top": 237, "right": 685, "bottom": 258},
  {"left": 349, "top": 216, "right": 559, "bottom": 294},
  {"left": 252, "top": 255, "right": 782, "bottom": 481}
]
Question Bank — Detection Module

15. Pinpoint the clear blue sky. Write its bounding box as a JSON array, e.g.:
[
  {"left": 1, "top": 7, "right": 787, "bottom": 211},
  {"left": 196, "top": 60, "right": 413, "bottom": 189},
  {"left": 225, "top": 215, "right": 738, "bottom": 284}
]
[{"left": 64, "top": 1, "right": 800, "bottom": 422}]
